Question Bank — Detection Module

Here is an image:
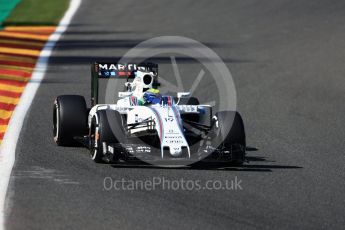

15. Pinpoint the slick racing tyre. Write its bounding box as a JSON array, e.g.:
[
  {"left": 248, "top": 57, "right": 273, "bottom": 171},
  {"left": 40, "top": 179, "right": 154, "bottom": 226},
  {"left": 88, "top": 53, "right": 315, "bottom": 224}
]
[
  {"left": 90, "top": 110, "right": 125, "bottom": 163},
  {"left": 178, "top": 97, "right": 200, "bottom": 105},
  {"left": 212, "top": 111, "right": 246, "bottom": 165},
  {"left": 53, "top": 95, "right": 88, "bottom": 146}
]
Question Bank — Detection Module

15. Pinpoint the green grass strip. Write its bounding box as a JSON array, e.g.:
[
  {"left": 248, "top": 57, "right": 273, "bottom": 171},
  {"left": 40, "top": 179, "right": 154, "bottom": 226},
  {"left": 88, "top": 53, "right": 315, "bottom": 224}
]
[
  {"left": 0, "top": 0, "right": 21, "bottom": 27},
  {"left": 3, "top": 0, "right": 69, "bottom": 26}
]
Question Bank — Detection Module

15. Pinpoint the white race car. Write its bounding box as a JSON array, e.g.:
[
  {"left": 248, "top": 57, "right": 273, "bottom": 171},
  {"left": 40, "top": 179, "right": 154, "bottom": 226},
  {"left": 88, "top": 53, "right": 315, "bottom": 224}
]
[{"left": 53, "top": 63, "right": 246, "bottom": 165}]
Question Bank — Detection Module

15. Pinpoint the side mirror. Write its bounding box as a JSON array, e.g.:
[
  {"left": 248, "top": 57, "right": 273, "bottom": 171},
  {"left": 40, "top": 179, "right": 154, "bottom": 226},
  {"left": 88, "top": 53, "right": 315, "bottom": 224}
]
[
  {"left": 118, "top": 92, "right": 132, "bottom": 98},
  {"left": 177, "top": 92, "right": 191, "bottom": 99},
  {"left": 176, "top": 92, "right": 191, "bottom": 105}
]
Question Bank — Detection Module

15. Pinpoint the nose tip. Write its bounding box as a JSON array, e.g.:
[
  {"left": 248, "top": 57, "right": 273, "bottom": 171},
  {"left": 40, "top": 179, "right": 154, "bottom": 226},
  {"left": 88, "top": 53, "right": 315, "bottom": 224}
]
[{"left": 170, "top": 147, "right": 182, "bottom": 157}]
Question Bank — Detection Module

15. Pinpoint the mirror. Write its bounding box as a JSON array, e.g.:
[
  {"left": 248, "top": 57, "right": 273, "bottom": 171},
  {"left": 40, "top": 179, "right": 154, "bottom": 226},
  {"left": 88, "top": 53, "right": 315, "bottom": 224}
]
[
  {"left": 118, "top": 92, "right": 133, "bottom": 98},
  {"left": 177, "top": 92, "right": 191, "bottom": 99}
]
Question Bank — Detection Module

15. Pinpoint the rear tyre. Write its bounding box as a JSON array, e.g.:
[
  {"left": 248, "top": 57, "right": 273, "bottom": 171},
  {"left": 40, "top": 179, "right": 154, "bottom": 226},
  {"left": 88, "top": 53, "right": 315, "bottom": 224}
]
[
  {"left": 178, "top": 97, "right": 199, "bottom": 105},
  {"left": 53, "top": 95, "right": 88, "bottom": 146},
  {"left": 90, "top": 110, "right": 125, "bottom": 163},
  {"left": 212, "top": 111, "right": 246, "bottom": 165}
]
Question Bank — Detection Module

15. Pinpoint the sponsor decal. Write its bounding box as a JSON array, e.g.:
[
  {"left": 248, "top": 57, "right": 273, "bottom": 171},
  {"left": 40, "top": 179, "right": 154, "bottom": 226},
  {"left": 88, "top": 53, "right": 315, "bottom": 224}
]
[{"left": 98, "top": 63, "right": 148, "bottom": 71}]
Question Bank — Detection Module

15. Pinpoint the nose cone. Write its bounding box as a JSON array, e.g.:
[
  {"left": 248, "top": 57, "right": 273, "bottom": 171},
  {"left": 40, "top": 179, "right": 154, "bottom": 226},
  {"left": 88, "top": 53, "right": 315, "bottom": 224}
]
[{"left": 170, "top": 146, "right": 182, "bottom": 157}]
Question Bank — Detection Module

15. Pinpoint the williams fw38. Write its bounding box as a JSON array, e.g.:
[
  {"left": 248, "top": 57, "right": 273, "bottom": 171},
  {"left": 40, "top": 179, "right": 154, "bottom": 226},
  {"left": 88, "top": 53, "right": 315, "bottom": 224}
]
[{"left": 53, "top": 63, "right": 246, "bottom": 165}]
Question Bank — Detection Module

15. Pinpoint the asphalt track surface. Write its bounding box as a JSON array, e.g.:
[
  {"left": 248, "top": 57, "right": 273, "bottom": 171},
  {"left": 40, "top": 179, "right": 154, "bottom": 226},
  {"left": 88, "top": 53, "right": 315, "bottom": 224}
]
[{"left": 5, "top": 0, "right": 345, "bottom": 229}]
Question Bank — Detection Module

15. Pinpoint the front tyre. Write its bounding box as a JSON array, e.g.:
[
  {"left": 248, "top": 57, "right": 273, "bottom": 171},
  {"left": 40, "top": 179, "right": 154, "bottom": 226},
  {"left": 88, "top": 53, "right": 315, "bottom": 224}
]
[
  {"left": 90, "top": 110, "right": 125, "bottom": 163},
  {"left": 212, "top": 111, "right": 246, "bottom": 165},
  {"left": 53, "top": 95, "right": 88, "bottom": 146}
]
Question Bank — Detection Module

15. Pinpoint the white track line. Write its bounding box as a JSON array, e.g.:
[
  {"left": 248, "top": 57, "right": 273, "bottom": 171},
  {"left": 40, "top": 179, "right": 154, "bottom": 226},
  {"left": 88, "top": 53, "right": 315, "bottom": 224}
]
[{"left": 0, "top": 0, "right": 82, "bottom": 229}]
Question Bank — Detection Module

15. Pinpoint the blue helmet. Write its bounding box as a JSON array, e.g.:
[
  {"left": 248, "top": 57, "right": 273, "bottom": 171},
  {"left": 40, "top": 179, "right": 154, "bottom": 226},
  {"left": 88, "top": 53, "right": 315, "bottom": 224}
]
[{"left": 143, "top": 90, "right": 162, "bottom": 104}]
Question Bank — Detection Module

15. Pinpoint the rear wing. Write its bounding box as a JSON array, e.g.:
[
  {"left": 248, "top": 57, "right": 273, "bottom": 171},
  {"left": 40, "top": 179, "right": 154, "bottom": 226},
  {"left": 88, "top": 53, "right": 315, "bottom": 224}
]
[{"left": 91, "top": 62, "right": 158, "bottom": 106}]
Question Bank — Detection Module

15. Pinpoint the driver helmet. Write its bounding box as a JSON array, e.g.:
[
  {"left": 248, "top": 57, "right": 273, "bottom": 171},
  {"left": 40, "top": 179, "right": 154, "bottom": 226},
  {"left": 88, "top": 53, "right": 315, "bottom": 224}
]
[{"left": 143, "top": 88, "right": 161, "bottom": 104}]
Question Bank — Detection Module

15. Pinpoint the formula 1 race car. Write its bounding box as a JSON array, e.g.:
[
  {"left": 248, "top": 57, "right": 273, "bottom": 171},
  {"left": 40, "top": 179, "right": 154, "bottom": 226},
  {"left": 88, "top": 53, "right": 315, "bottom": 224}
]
[{"left": 53, "top": 62, "right": 246, "bottom": 165}]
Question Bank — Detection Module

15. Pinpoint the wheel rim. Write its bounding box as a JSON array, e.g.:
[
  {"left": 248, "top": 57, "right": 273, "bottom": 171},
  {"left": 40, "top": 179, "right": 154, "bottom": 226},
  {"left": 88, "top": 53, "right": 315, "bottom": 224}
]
[
  {"left": 90, "top": 118, "right": 99, "bottom": 160},
  {"left": 53, "top": 102, "right": 59, "bottom": 142}
]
